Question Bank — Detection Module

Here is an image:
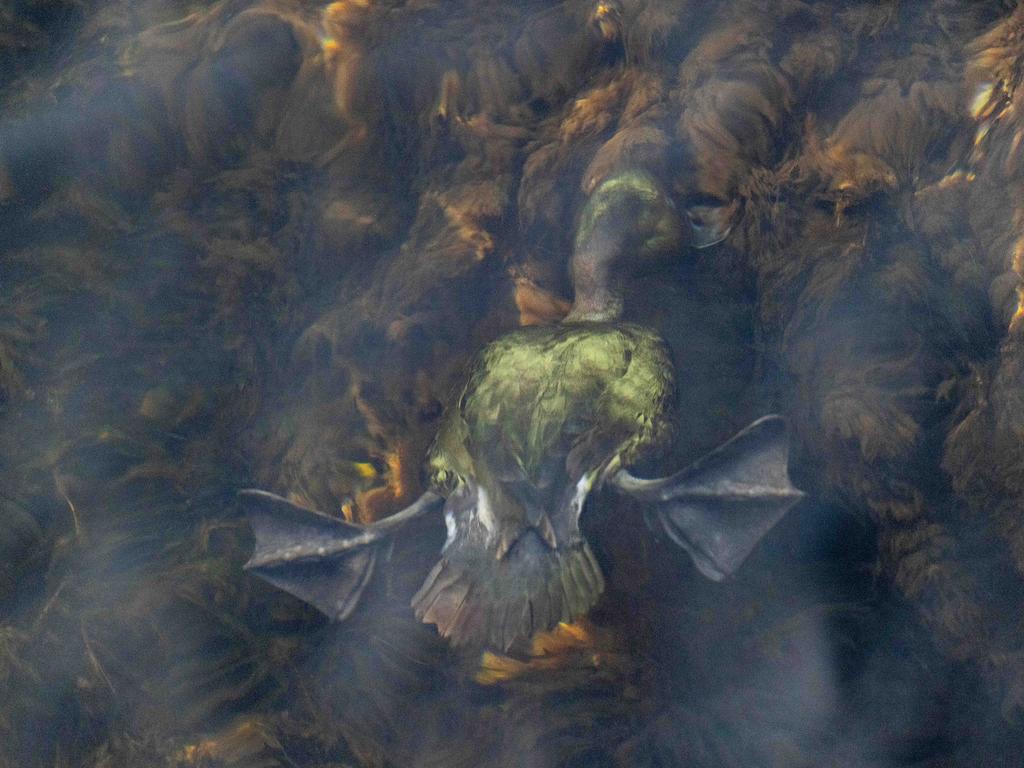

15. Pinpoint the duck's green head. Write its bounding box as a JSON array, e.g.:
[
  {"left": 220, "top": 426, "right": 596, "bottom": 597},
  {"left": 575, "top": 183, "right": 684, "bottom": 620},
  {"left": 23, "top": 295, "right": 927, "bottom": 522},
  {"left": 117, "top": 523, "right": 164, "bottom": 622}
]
[{"left": 567, "top": 170, "right": 686, "bottom": 322}]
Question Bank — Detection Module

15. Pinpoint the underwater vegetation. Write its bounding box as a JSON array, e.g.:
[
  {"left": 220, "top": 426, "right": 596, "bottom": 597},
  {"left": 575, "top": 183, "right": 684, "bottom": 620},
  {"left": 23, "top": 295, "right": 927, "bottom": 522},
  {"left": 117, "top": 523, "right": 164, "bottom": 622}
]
[{"left": 3, "top": 0, "right": 1024, "bottom": 765}]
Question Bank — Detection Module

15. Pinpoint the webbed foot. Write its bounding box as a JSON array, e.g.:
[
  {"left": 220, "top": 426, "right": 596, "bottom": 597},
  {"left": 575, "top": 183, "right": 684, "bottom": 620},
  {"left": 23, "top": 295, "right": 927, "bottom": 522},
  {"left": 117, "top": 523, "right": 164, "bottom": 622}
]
[
  {"left": 241, "top": 489, "right": 442, "bottom": 620},
  {"left": 611, "top": 415, "right": 804, "bottom": 580}
]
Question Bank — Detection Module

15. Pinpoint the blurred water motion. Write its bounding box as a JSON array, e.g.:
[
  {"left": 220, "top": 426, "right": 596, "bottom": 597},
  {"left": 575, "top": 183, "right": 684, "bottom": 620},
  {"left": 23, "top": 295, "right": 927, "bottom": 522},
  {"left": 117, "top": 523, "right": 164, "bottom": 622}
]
[{"left": 3, "top": 0, "right": 1024, "bottom": 765}]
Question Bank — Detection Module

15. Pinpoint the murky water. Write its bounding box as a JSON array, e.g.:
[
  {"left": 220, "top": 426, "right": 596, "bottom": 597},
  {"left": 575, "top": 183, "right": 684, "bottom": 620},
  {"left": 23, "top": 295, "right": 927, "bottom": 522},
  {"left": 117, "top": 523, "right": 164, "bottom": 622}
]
[{"left": 2, "top": 1, "right": 1024, "bottom": 766}]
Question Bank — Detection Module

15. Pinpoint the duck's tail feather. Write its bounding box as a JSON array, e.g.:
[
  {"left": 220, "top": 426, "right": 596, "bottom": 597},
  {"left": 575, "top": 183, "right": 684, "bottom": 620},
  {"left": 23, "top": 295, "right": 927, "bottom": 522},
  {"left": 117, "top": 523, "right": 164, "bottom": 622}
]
[{"left": 412, "top": 531, "right": 604, "bottom": 652}]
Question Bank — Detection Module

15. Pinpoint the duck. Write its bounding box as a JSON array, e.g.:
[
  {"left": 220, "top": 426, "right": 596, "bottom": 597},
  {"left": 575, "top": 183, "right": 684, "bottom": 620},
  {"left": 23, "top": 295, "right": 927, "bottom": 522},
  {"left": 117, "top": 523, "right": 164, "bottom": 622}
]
[{"left": 242, "top": 170, "right": 804, "bottom": 652}]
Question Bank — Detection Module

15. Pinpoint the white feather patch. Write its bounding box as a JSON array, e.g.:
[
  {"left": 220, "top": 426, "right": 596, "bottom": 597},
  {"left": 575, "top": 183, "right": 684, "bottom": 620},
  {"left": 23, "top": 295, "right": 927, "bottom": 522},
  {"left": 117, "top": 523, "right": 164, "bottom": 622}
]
[{"left": 474, "top": 484, "right": 498, "bottom": 535}]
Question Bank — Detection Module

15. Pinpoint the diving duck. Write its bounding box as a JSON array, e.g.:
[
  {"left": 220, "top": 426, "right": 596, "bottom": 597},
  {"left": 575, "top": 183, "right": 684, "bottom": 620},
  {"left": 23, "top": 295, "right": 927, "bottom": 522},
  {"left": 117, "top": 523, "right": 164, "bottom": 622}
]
[{"left": 242, "top": 171, "right": 804, "bottom": 652}]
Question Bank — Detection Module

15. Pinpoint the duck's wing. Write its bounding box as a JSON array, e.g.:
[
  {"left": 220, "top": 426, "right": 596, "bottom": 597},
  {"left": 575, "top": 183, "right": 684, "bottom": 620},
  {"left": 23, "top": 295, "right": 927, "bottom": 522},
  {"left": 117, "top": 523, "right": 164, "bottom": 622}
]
[
  {"left": 610, "top": 415, "right": 804, "bottom": 581},
  {"left": 241, "top": 489, "right": 443, "bottom": 620}
]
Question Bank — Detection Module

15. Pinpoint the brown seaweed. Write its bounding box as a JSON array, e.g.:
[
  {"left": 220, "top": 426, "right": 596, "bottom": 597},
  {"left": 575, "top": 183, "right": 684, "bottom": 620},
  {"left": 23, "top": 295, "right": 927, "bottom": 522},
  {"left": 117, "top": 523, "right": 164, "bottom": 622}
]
[{"left": 3, "top": 0, "right": 1024, "bottom": 766}]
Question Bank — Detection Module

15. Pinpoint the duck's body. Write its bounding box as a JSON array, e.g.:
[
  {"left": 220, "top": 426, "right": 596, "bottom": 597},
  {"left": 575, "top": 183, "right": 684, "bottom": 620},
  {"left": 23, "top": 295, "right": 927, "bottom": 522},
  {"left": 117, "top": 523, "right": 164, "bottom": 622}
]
[
  {"left": 431, "top": 322, "right": 674, "bottom": 506},
  {"left": 242, "top": 170, "right": 804, "bottom": 652},
  {"left": 414, "top": 322, "right": 673, "bottom": 648}
]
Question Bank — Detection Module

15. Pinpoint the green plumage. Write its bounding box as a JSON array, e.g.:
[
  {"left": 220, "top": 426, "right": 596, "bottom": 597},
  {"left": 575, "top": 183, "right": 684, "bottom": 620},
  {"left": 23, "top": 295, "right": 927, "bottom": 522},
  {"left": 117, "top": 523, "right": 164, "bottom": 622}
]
[
  {"left": 428, "top": 322, "right": 676, "bottom": 511},
  {"left": 405, "top": 321, "right": 678, "bottom": 649}
]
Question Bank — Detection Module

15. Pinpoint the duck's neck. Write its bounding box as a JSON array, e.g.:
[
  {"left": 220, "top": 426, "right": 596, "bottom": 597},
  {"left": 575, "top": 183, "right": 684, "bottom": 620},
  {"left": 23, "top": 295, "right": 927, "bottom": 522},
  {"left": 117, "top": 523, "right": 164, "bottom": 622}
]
[
  {"left": 562, "top": 170, "right": 682, "bottom": 324},
  {"left": 564, "top": 241, "right": 623, "bottom": 323}
]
